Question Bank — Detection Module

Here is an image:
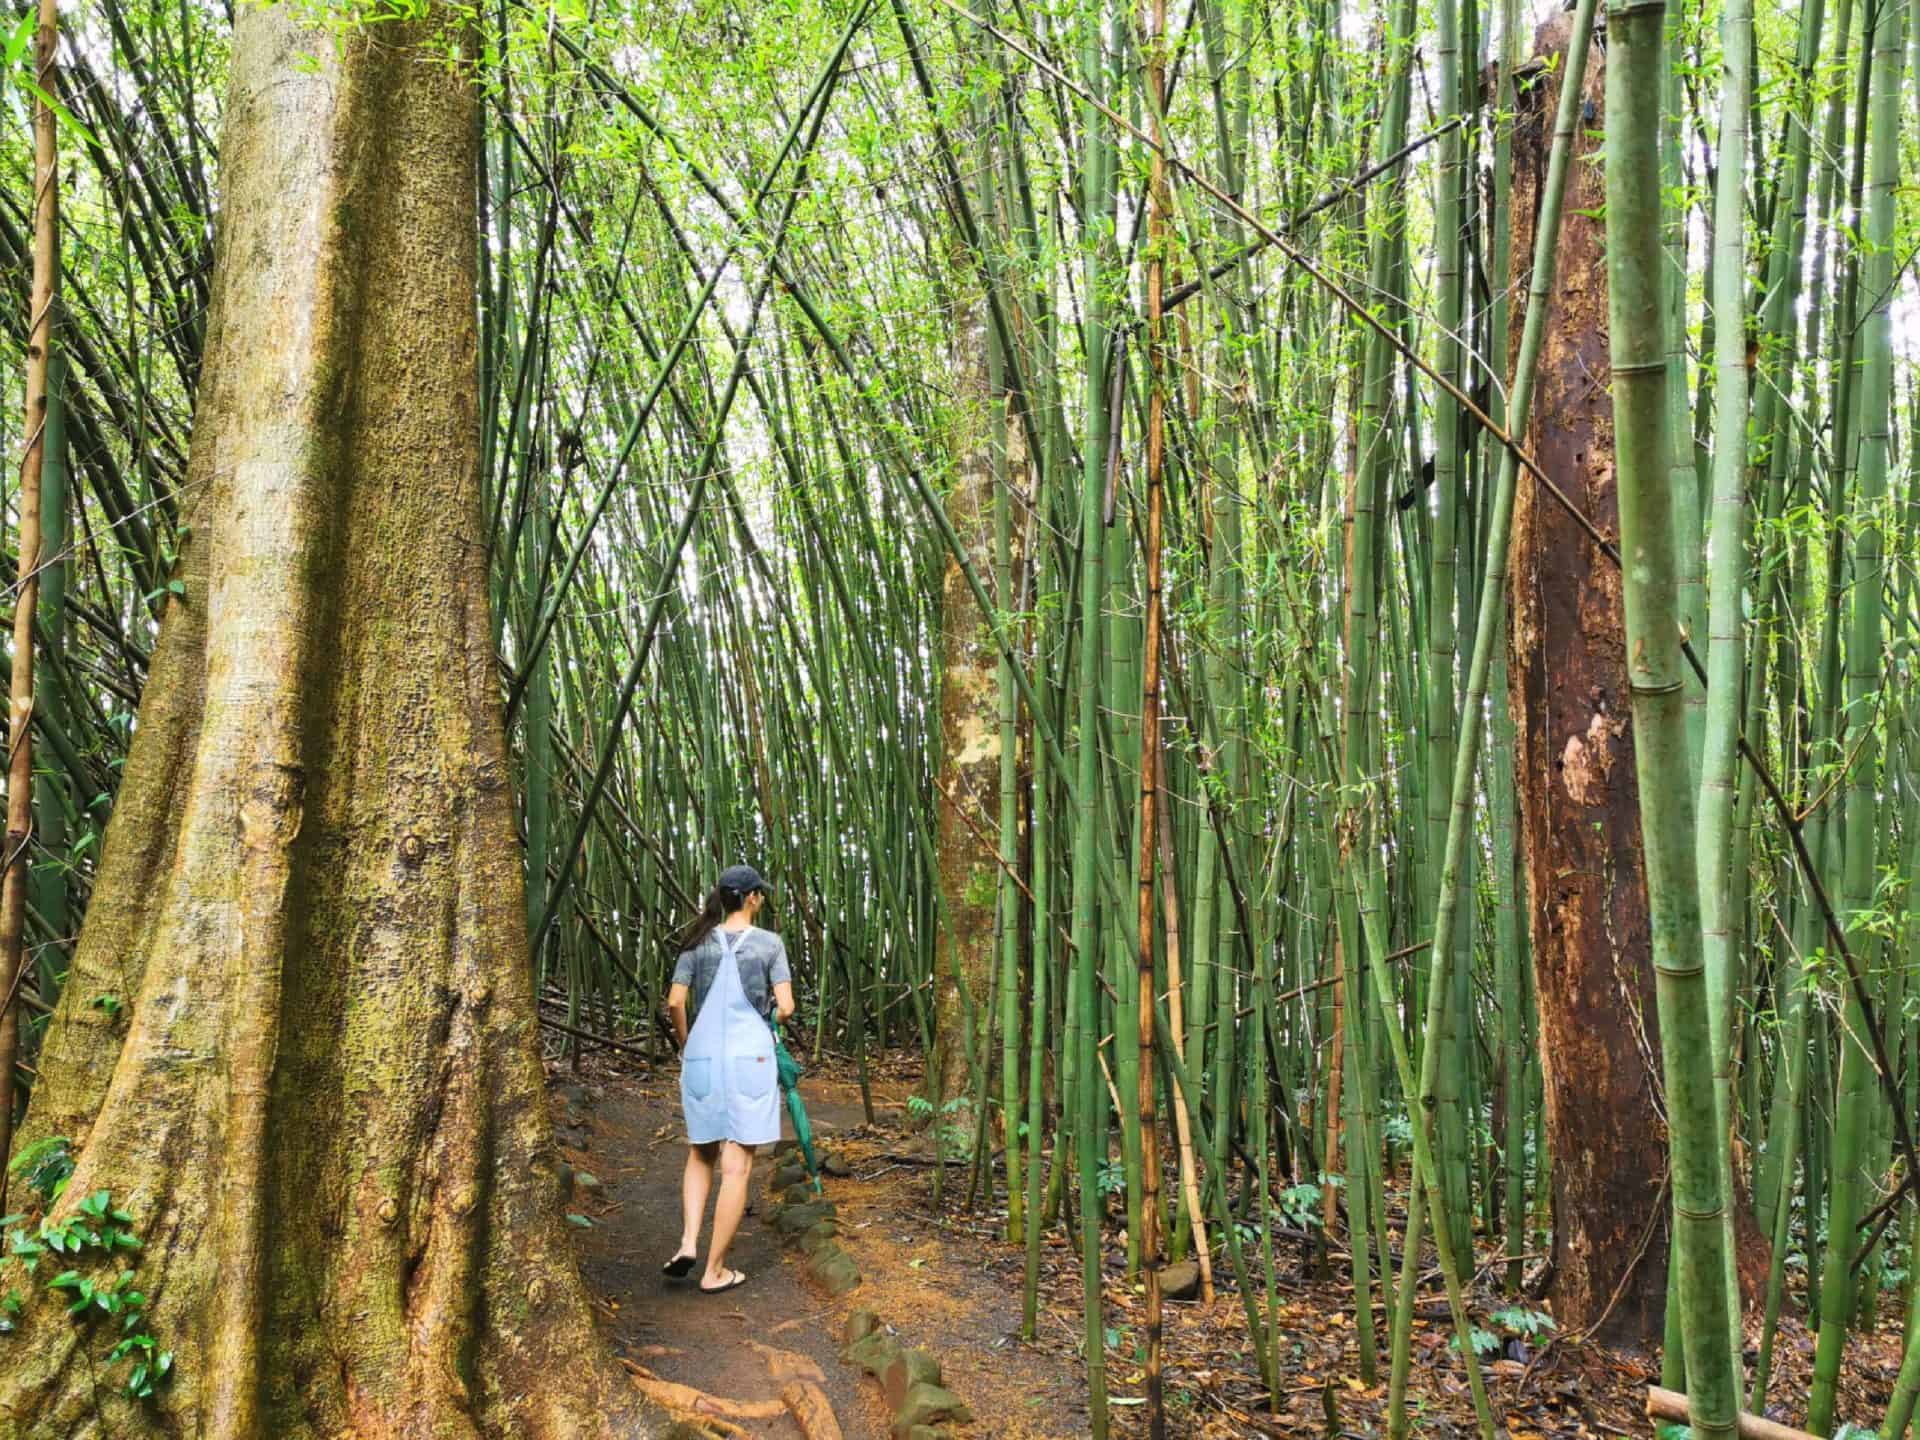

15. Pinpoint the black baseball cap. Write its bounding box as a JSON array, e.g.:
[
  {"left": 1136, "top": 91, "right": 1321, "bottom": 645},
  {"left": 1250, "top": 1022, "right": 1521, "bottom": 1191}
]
[{"left": 719, "top": 864, "right": 770, "bottom": 896}]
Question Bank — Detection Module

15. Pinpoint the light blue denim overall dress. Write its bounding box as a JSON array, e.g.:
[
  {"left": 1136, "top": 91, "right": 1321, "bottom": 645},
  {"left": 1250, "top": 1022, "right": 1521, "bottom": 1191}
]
[{"left": 680, "top": 928, "right": 781, "bottom": 1146}]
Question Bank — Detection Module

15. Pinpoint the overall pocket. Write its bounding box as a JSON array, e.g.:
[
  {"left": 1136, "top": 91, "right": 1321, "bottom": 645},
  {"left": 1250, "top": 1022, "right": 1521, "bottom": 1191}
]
[
  {"left": 682, "top": 1057, "right": 713, "bottom": 1101},
  {"left": 732, "top": 1053, "right": 774, "bottom": 1101}
]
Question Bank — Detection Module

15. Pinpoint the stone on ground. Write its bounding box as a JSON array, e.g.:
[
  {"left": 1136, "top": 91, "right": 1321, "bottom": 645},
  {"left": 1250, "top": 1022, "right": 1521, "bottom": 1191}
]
[
  {"left": 800, "top": 1220, "right": 840, "bottom": 1257},
  {"left": 806, "top": 1242, "right": 862, "bottom": 1296},
  {"left": 1160, "top": 1258, "right": 1202, "bottom": 1301},
  {"left": 775, "top": 1200, "right": 837, "bottom": 1236},
  {"left": 881, "top": 1348, "right": 941, "bottom": 1411},
  {"left": 771, "top": 1161, "right": 810, "bottom": 1190},
  {"left": 842, "top": 1329, "right": 901, "bottom": 1377},
  {"left": 891, "top": 1382, "right": 972, "bottom": 1435}
]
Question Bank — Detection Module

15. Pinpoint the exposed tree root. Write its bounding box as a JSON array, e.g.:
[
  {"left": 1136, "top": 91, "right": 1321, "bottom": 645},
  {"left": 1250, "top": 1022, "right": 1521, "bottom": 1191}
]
[
  {"left": 750, "top": 1341, "right": 828, "bottom": 1385},
  {"left": 614, "top": 1357, "right": 845, "bottom": 1439},
  {"left": 618, "top": 1361, "right": 782, "bottom": 1430},
  {"left": 779, "top": 1380, "right": 845, "bottom": 1440}
]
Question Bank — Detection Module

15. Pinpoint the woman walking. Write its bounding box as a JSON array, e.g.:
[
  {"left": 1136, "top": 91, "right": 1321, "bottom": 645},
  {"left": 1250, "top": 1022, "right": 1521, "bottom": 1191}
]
[{"left": 662, "top": 864, "right": 795, "bottom": 1293}]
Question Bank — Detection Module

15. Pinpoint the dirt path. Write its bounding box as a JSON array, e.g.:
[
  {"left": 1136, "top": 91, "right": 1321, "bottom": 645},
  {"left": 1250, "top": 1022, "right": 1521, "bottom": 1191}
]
[
  {"left": 552, "top": 1053, "right": 1095, "bottom": 1437},
  {"left": 560, "top": 1068, "right": 891, "bottom": 1438}
]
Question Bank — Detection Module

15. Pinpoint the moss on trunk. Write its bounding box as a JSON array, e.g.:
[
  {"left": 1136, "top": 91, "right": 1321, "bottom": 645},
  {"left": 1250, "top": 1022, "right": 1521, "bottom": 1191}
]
[{"left": 930, "top": 266, "right": 1002, "bottom": 1111}]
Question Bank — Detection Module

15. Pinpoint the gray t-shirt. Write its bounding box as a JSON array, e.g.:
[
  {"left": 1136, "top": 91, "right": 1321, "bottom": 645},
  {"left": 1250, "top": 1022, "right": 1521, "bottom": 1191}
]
[{"left": 672, "top": 926, "right": 791, "bottom": 1025}]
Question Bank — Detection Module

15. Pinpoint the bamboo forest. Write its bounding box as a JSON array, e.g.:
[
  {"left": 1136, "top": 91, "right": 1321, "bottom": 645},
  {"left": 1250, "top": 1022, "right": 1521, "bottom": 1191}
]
[{"left": 0, "top": 0, "right": 1918, "bottom": 1433}]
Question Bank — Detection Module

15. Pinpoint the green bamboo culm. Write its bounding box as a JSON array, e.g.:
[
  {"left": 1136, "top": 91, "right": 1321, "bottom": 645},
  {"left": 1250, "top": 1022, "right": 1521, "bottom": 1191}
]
[
  {"left": 1695, "top": 0, "right": 1753, "bottom": 1369},
  {"left": 1070, "top": 1, "right": 1115, "bottom": 1430},
  {"left": 1891, "top": 1326, "right": 1920, "bottom": 1440},
  {"left": 1483, "top": 0, "right": 1533, "bottom": 1303},
  {"left": 31, "top": 344, "right": 71, "bottom": 1007},
  {"left": 1746, "top": 0, "right": 1831, "bottom": 1394},
  {"left": 1330, "top": 0, "right": 1410, "bottom": 1390},
  {"left": 1809, "top": 0, "right": 1909, "bottom": 1423},
  {"left": 1425, "top": 0, "right": 1473, "bottom": 1276},
  {"left": 1889, "top": 23, "right": 1920, "bottom": 1388},
  {"left": 1602, "top": 1, "right": 1741, "bottom": 1435}
]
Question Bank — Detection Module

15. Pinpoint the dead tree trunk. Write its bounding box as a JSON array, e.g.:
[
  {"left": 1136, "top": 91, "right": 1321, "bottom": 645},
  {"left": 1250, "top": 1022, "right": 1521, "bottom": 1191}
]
[
  {"left": 0, "top": 11, "right": 667, "bottom": 1436},
  {"left": 1505, "top": 18, "right": 1671, "bottom": 1349}
]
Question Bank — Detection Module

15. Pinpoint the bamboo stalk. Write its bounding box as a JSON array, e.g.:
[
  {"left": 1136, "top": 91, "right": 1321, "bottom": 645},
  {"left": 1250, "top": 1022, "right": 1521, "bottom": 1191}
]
[
  {"left": 1135, "top": 0, "right": 1170, "bottom": 1428},
  {"left": 0, "top": 0, "right": 59, "bottom": 1206},
  {"left": 1605, "top": 2, "right": 1740, "bottom": 1433},
  {"left": 1697, "top": 0, "right": 1755, "bottom": 1361},
  {"left": 1809, "top": 0, "right": 1909, "bottom": 1422}
]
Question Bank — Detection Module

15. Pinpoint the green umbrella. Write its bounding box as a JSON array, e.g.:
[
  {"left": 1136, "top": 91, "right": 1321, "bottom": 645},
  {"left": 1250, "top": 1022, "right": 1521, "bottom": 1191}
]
[{"left": 773, "top": 1022, "right": 824, "bottom": 1195}]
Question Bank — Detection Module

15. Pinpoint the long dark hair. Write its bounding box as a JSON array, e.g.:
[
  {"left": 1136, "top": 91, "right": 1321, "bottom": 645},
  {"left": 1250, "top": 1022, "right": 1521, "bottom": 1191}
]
[{"left": 675, "top": 883, "right": 750, "bottom": 955}]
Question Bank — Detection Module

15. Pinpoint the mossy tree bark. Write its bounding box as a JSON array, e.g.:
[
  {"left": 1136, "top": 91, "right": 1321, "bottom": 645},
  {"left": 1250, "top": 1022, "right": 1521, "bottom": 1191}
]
[
  {"left": 0, "top": 9, "right": 667, "bottom": 1436},
  {"left": 931, "top": 260, "right": 1002, "bottom": 1112}
]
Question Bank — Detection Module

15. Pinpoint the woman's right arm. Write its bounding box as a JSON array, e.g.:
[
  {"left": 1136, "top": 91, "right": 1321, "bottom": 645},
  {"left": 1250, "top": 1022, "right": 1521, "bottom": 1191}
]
[
  {"left": 667, "top": 947, "right": 696, "bottom": 1050},
  {"left": 667, "top": 982, "right": 691, "bottom": 1049},
  {"left": 769, "top": 938, "right": 795, "bottom": 1024}
]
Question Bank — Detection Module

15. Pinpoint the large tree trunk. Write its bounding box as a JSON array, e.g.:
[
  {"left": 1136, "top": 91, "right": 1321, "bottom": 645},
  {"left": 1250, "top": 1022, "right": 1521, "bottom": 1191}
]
[
  {"left": 0, "top": 11, "right": 665, "bottom": 1436},
  {"left": 930, "top": 267, "right": 1000, "bottom": 1109},
  {"left": 1505, "top": 18, "right": 1671, "bottom": 1348}
]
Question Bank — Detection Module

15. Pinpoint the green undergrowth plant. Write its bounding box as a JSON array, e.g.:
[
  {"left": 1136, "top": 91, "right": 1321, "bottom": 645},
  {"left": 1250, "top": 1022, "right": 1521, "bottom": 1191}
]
[
  {"left": 0, "top": 1138, "right": 173, "bottom": 1402},
  {"left": 1488, "top": 1305, "right": 1555, "bottom": 1343},
  {"left": 1449, "top": 1305, "right": 1554, "bottom": 1360},
  {"left": 1278, "top": 1180, "right": 1326, "bottom": 1232},
  {"left": 906, "top": 1093, "right": 971, "bottom": 1159}
]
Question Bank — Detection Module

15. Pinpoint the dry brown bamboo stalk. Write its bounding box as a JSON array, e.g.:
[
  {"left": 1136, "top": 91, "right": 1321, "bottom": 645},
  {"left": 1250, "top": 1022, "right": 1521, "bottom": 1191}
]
[
  {"left": 1323, "top": 934, "right": 1347, "bottom": 1241},
  {"left": 0, "top": 0, "right": 58, "bottom": 1207},
  {"left": 1646, "top": 1387, "right": 1820, "bottom": 1440},
  {"left": 1155, "top": 757, "right": 1213, "bottom": 1301}
]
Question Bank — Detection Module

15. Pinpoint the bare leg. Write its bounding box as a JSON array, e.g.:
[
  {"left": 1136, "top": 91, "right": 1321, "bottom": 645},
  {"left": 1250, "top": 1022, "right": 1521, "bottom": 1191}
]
[
  {"left": 701, "top": 1142, "right": 755, "bottom": 1288},
  {"left": 676, "top": 1142, "right": 718, "bottom": 1262}
]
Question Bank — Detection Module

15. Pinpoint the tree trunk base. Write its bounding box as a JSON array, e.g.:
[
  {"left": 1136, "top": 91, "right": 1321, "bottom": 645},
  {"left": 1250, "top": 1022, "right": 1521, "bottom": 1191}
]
[{"left": 0, "top": 9, "right": 669, "bottom": 1436}]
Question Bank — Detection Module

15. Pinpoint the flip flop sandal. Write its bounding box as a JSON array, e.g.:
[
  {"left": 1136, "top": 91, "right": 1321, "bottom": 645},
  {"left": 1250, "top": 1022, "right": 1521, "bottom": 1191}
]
[
  {"left": 698, "top": 1270, "right": 748, "bottom": 1296},
  {"left": 661, "top": 1253, "right": 697, "bottom": 1279}
]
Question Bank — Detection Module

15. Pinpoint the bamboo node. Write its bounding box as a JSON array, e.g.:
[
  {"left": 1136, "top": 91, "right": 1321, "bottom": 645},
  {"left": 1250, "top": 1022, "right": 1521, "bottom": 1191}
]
[{"left": 1672, "top": 1203, "right": 1726, "bottom": 1221}]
